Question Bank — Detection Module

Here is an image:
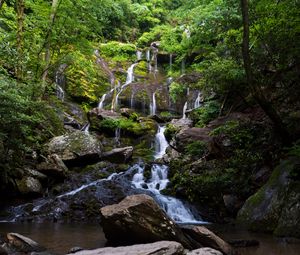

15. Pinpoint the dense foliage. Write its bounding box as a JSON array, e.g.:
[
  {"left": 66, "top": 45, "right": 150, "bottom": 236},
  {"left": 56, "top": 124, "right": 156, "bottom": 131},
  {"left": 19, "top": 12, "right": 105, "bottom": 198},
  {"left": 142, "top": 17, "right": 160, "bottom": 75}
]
[{"left": 0, "top": 0, "right": 299, "bottom": 208}]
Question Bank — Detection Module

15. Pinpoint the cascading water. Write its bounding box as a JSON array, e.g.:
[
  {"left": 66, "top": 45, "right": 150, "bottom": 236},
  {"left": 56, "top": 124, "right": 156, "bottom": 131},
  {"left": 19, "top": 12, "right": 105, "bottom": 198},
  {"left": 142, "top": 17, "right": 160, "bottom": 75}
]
[
  {"left": 194, "top": 91, "right": 202, "bottom": 109},
  {"left": 98, "top": 94, "right": 107, "bottom": 109},
  {"left": 114, "top": 127, "right": 121, "bottom": 146},
  {"left": 81, "top": 123, "right": 90, "bottom": 133},
  {"left": 136, "top": 50, "right": 142, "bottom": 61},
  {"left": 55, "top": 70, "right": 65, "bottom": 101},
  {"left": 146, "top": 49, "right": 151, "bottom": 62},
  {"left": 132, "top": 126, "right": 204, "bottom": 224},
  {"left": 149, "top": 92, "right": 157, "bottom": 115},
  {"left": 115, "top": 63, "right": 137, "bottom": 109},
  {"left": 154, "top": 126, "right": 168, "bottom": 159},
  {"left": 182, "top": 101, "right": 188, "bottom": 119}
]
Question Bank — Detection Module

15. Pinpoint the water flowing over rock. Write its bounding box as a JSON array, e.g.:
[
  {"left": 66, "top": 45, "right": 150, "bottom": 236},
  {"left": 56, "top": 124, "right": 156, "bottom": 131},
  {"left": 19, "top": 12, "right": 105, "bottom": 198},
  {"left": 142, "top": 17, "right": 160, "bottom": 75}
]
[
  {"left": 100, "top": 194, "right": 193, "bottom": 248},
  {"left": 154, "top": 126, "right": 169, "bottom": 159},
  {"left": 67, "top": 241, "right": 184, "bottom": 255},
  {"left": 46, "top": 131, "right": 102, "bottom": 167}
]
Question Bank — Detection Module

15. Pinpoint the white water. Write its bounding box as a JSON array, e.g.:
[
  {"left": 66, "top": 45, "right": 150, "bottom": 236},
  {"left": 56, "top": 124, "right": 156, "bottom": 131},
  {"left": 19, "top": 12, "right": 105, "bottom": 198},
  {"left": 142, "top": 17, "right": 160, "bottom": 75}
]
[
  {"left": 56, "top": 85, "right": 65, "bottom": 101},
  {"left": 114, "top": 127, "right": 121, "bottom": 146},
  {"left": 146, "top": 49, "right": 151, "bottom": 62},
  {"left": 194, "top": 91, "right": 202, "bottom": 109},
  {"left": 149, "top": 92, "right": 157, "bottom": 115},
  {"left": 132, "top": 164, "right": 203, "bottom": 224},
  {"left": 182, "top": 101, "right": 188, "bottom": 119},
  {"left": 137, "top": 50, "right": 142, "bottom": 61},
  {"left": 98, "top": 94, "right": 107, "bottom": 109},
  {"left": 115, "top": 63, "right": 137, "bottom": 109},
  {"left": 154, "top": 126, "right": 168, "bottom": 159},
  {"left": 131, "top": 126, "right": 204, "bottom": 224},
  {"left": 81, "top": 123, "right": 90, "bottom": 133}
]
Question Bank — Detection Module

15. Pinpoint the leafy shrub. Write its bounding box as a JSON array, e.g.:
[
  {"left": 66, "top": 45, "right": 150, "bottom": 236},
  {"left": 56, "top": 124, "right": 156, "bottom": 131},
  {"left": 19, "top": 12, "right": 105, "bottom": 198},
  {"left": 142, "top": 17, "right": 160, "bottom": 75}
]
[
  {"left": 99, "top": 41, "right": 136, "bottom": 62},
  {"left": 169, "top": 81, "right": 186, "bottom": 103},
  {"left": 190, "top": 100, "right": 220, "bottom": 127},
  {"left": 164, "top": 123, "right": 179, "bottom": 141},
  {"left": 185, "top": 141, "right": 207, "bottom": 158}
]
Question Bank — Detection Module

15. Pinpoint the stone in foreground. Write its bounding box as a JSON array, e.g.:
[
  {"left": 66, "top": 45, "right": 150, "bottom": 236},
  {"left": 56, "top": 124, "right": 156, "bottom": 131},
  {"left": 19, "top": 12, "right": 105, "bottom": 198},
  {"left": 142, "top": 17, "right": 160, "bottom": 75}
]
[
  {"left": 67, "top": 241, "right": 184, "bottom": 255},
  {"left": 100, "top": 194, "right": 192, "bottom": 248},
  {"left": 187, "top": 247, "right": 223, "bottom": 255}
]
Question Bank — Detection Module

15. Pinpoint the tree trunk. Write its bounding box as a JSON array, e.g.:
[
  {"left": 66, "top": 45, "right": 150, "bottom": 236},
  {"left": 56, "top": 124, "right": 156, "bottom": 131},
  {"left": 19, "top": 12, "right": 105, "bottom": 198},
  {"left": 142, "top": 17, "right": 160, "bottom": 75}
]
[
  {"left": 240, "top": 0, "right": 291, "bottom": 144},
  {"left": 41, "top": 0, "right": 60, "bottom": 89},
  {"left": 0, "top": 0, "right": 5, "bottom": 10},
  {"left": 16, "top": 0, "right": 25, "bottom": 81}
]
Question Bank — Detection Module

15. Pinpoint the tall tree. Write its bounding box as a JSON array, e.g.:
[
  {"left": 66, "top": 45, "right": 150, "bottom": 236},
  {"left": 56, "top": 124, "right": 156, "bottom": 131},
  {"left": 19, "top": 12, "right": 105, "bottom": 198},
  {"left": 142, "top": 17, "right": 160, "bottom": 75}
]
[
  {"left": 240, "top": 0, "right": 290, "bottom": 143},
  {"left": 16, "top": 0, "right": 25, "bottom": 80},
  {"left": 41, "top": 0, "right": 60, "bottom": 89}
]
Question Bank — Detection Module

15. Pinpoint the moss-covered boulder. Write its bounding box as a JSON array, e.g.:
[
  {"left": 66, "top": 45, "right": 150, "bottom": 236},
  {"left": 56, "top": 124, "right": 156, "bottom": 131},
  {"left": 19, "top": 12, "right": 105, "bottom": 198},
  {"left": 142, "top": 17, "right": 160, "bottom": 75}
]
[
  {"left": 16, "top": 177, "right": 43, "bottom": 196},
  {"left": 237, "top": 157, "right": 300, "bottom": 237},
  {"left": 46, "top": 131, "right": 103, "bottom": 167}
]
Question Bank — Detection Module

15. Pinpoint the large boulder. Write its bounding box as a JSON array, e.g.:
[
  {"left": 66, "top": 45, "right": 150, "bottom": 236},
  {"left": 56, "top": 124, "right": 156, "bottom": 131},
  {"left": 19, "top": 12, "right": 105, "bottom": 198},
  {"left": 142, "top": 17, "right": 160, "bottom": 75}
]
[
  {"left": 68, "top": 241, "right": 184, "bottom": 255},
  {"left": 46, "top": 131, "right": 102, "bottom": 167},
  {"left": 100, "top": 194, "right": 193, "bottom": 248},
  {"left": 36, "top": 154, "right": 68, "bottom": 179},
  {"left": 15, "top": 177, "right": 42, "bottom": 196},
  {"left": 237, "top": 157, "right": 300, "bottom": 238},
  {"left": 102, "top": 146, "right": 133, "bottom": 163},
  {"left": 5, "top": 233, "right": 45, "bottom": 253}
]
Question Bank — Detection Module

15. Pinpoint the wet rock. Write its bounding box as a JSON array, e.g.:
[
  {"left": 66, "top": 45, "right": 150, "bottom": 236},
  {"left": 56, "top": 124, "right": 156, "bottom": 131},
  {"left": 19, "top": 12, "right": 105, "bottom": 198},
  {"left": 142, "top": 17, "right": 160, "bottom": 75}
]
[
  {"left": 237, "top": 157, "right": 300, "bottom": 238},
  {"left": 223, "top": 195, "right": 243, "bottom": 215},
  {"left": 100, "top": 194, "right": 193, "bottom": 248},
  {"left": 174, "top": 127, "right": 214, "bottom": 153},
  {"left": 187, "top": 247, "right": 222, "bottom": 255},
  {"left": 46, "top": 131, "right": 102, "bottom": 167},
  {"left": 37, "top": 154, "right": 68, "bottom": 179},
  {"left": 171, "top": 118, "right": 193, "bottom": 130},
  {"left": 120, "top": 108, "right": 134, "bottom": 118},
  {"left": 89, "top": 108, "right": 121, "bottom": 121},
  {"left": 67, "top": 241, "right": 184, "bottom": 255},
  {"left": 16, "top": 177, "right": 42, "bottom": 196},
  {"left": 102, "top": 147, "right": 133, "bottom": 163},
  {"left": 69, "top": 247, "right": 84, "bottom": 253},
  {"left": 6, "top": 233, "right": 45, "bottom": 253},
  {"left": 181, "top": 226, "right": 233, "bottom": 255}
]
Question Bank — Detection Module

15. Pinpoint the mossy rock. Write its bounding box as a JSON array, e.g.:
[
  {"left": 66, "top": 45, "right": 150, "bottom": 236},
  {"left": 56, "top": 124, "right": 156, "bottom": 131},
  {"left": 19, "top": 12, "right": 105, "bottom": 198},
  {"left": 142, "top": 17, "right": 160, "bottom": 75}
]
[{"left": 237, "top": 157, "right": 300, "bottom": 237}]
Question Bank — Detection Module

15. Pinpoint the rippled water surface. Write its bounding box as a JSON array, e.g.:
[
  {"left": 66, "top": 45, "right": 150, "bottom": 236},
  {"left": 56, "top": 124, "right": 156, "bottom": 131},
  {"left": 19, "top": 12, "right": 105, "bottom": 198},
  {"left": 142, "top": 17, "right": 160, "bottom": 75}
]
[
  {"left": 209, "top": 224, "right": 300, "bottom": 255},
  {"left": 1, "top": 223, "right": 299, "bottom": 255}
]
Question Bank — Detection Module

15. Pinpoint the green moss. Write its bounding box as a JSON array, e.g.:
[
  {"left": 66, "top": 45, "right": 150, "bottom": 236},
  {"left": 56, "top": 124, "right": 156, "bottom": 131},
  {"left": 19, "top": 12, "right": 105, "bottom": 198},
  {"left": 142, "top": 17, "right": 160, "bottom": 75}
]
[
  {"left": 135, "top": 61, "right": 148, "bottom": 76},
  {"left": 99, "top": 41, "right": 136, "bottom": 62},
  {"left": 164, "top": 123, "right": 179, "bottom": 141}
]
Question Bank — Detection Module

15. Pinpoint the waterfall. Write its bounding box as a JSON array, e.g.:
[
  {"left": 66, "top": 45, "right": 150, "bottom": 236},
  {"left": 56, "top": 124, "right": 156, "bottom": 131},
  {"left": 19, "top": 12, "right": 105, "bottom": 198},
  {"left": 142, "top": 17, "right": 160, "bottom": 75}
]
[
  {"left": 131, "top": 127, "right": 204, "bottom": 223},
  {"left": 136, "top": 50, "right": 142, "bottom": 61},
  {"left": 115, "top": 63, "right": 137, "bottom": 110},
  {"left": 81, "top": 123, "right": 90, "bottom": 133},
  {"left": 169, "top": 54, "right": 173, "bottom": 72},
  {"left": 55, "top": 69, "right": 65, "bottom": 101},
  {"left": 98, "top": 94, "right": 107, "bottom": 109},
  {"left": 132, "top": 164, "right": 204, "bottom": 224},
  {"left": 114, "top": 127, "right": 121, "bottom": 146},
  {"left": 153, "top": 50, "right": 158, "bottom": 73},
  {"left": 146, "top": 49, "right": 151, "bottom": 62},
  {"left": 182, "top": 102, "right": 188, "bottom": 119},
  {"left": 194, "top": 91, "right": 202, "bottom": 109},
  {"left": 149, "top": 92, "right": 157, "bottom": 115},
  {"left": 130, "top": 92, "right": 134, "bottom": 109},
  {"left": 154, "top": 125, "right": 168, "bottom": 159}
]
